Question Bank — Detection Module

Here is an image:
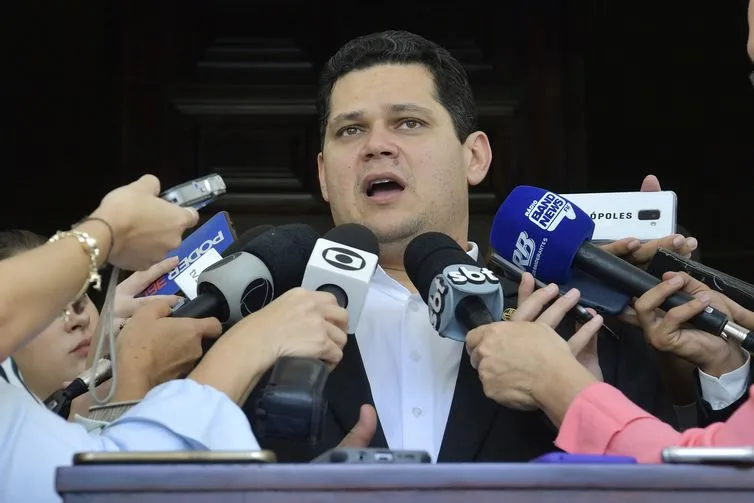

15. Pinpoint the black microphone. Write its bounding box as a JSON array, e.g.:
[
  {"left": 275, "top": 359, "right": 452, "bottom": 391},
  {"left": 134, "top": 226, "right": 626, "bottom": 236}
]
[
  {"left": 490, "top": 186, "right": 754, "bottom": 352},
  {"left": 404, "top": 232, "right": 504, "bottom": 341},
  {"left": 171, "top": 224, "right": 319, "bottom": 325},
  {"left": 44, "top": 358, "right": 112, "bottom": 419},
  {"left": 222, "top": 225, "right": 275, "bottom": 257},
  {"left": 254, "top": 223, "right": 379, "bottom": 444}
]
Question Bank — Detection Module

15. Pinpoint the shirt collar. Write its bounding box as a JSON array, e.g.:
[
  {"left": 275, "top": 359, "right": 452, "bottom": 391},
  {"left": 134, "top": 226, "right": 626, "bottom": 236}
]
[{"left": 372, "top": 241, "right": 480, "bottom": 294}]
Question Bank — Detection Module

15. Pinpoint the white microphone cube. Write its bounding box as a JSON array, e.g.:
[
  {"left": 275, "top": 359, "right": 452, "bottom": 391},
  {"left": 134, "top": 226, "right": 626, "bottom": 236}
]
[{"left": 301, "top": 238, "right": 379, "bottom": 333}]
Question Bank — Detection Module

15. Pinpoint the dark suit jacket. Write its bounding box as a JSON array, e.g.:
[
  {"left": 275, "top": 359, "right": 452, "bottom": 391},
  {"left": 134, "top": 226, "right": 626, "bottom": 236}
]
[{"left": 243, "top": 277, "right": 678, "bottom": 463}]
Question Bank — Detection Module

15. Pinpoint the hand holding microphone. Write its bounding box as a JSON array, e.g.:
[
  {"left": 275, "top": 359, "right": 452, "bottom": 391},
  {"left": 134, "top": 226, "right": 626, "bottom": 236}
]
[
  {"left": 489, "top": 186, "right": 754, "bottom": 353},
  {"left": 633, "top": 272, "right": 748, "bottom": 377},
  {"left": 255, "top": 223, "right": 379, "bottom": 444}
]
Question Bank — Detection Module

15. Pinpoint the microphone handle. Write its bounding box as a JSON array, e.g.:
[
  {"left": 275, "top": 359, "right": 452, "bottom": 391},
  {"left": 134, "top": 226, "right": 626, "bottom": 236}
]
[
  {"left": 255, "top": 284, "right": 345, "bottom": 443},
  {"left": 456, "top": 296, "right": 496, "bottom": 331},
  {"left": 171, "top": 292, "right": 223, "bottom": 318},
  {"left": 573, "top": 242, "right": 731, "bottom": 337}
]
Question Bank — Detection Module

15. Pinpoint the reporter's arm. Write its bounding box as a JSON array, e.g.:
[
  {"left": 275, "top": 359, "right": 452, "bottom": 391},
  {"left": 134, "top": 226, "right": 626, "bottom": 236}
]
[
  {"left": 554, "top": 380, "right": 754, "bottom": 463},
  {"left": 0, "top": 378, "right": 259, "bottom": 503},
  {"left": 0, "top": 218, "right": 113, "bottom": 360}
]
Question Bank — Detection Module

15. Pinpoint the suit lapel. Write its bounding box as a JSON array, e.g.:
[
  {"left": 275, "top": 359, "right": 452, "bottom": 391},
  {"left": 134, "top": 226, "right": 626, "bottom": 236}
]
[
  {"left": 437, "top": 346, "right": 498, "bottom": 461},
  {"left": 325, "top": 334, "right": 388, "bottom": 448}
]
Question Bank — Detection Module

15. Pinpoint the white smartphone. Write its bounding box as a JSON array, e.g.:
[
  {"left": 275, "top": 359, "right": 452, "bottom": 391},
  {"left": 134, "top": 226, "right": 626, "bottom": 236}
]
[
  {"left": 561, "top": 190, "right": 677, "bottom": 242},
  {"left": 661, "top": 446, "right": 754, "bottom": 465}
]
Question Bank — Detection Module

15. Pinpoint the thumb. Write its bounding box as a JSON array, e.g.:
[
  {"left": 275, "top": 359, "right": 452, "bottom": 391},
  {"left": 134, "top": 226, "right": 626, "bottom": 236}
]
[
  {"left": 130, "top": 174, "right": 161, "bottom": 196},
  {"left": 640, "top": 174, "right": 661, "bottom": 192},
  {"left": 338, "top": 404, "right": 377, "bottom": 448},
  {"left": 131, "top": 298, "right": 174, "bottom": 321}
]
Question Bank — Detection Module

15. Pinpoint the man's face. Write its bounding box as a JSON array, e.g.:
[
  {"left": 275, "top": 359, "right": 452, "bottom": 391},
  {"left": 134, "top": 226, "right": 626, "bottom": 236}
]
[{"left": 318, "top": 63, "right": 489, "bottom": 246}]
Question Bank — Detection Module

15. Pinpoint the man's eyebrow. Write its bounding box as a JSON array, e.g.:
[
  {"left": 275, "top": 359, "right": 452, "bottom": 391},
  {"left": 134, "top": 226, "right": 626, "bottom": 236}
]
[
  {"left": 330, "top": 103, "right": 435, "bottom": 125},
  {"left": 330, "top": 110, "right": 365, "bottom": 124},
  {"left": 388, "top": 103, "right": 434, "bottom": 116}
]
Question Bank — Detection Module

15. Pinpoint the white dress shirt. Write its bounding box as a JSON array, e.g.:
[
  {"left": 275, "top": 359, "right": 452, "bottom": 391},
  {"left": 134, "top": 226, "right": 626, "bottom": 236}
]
[
  {"left": 0, "top": 378, "right": 260, "bottom": 503},
  {"left": 354, "top": 243, "right": 478, "bottom": 462},
  {"left": 354, "top": 242, "right": 751, "bottom": 461}
]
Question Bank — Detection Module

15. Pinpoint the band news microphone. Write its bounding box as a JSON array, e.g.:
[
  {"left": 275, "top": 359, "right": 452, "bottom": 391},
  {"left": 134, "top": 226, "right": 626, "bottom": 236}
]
[
  {"left": 44, "top": 358, "right": 112, "bottom": 418},
  {"left": 404, "top": 232, "right": 504, "bottom": 341},
  {"left": 490, "top": 186, "right": 754, "bottom": 352},
  {"left": 255, "top": 223, "right": 379, "bottom": 443},
  {"left": 171, "top": 224, "right": 319, "bottom": 326}
]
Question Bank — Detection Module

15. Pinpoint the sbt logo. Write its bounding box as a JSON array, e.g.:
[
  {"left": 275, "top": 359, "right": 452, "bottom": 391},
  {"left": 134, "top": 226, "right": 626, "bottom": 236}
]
[
  {"left": 168, "top": 231, "right": 226, "bottom": 280},
  {"left": 445, "top": 266, "right": 498, "bottom": 285},
  {"left": 427, "top": 276, "right": 448, "bottom": 331},
  {"left": 511, "top": 231, "right": 536, "bottom": 268}
]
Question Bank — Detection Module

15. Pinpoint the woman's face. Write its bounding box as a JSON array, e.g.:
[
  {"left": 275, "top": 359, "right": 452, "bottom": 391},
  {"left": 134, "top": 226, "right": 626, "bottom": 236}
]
[{"left": 13, "top": 295, "right": 99, "bottom": 395}]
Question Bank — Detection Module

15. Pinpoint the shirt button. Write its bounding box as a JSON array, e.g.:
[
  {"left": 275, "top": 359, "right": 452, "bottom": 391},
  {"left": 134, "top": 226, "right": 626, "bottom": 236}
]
[
  {"left": 410, "top": 351, "right": 421, "bottom": 362},
  {"left": 408, "top": 301, "right": 420, "bottom": 313},
  {"left": 411, "top": 407, "right": 423, "bottom": 417}
]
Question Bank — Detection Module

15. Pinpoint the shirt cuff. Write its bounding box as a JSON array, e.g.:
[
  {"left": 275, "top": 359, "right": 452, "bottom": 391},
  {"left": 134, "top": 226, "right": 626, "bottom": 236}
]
[{"left": 698, "top": 350, "right": 751, "bottom": 410}]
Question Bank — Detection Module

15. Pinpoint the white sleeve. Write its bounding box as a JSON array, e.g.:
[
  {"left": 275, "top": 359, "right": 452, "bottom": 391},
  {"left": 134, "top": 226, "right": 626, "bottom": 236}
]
[
  {"left": 698, "top": 350, "right": 751, "bottom": 410},
  {"left": 0, "top": 378, "right": 259, "bottom": 503}
]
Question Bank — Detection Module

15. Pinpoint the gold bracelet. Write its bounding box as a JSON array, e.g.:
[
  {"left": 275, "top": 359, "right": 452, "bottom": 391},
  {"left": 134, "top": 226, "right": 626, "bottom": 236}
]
[{"left": 49, "top": 230, "right": 103, "bottom": 299}]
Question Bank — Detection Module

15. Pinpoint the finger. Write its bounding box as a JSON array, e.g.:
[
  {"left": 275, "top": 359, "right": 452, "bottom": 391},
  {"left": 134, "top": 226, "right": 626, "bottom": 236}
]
[
  {"left": 119, "top": 257, "right": 180, "bottom": 294},
  {"left": 319, "top": 338, "right": 344, "bottom": 366},
  {"left": 131, "top": 174, "right": 161, "bottom": 195},
  {"left": 325, "top": 321, "right": 348, "bottom": 349},
  {"left": 600, "top": 237, "right": 641, "bottom": 258},
  {"left": 662, "top": 271, "right": 708, "bottom": 297},
  {"left": 536, "top": 288, "right": 581, "bottom": 327},
  {"left": 469, "top": 347, "right": 481, "bottom": 369},
  {"left": 510, "top": 283, "right": 560, "bottom": 321},
  {"left": 194, "top": 317, "right": 223, "bottom": 339},
  {"left": 517, "top": 273, "right": 536, "bottom": 305},
  {"left": 567, "top": 314, "right": 603, "bottom": 356},
  {"left": 670, "top": 236, "right": 698, "bottom": 258},
  {"left": 338, "top": 404, "right": 377, "bottom": 448},
  {"left": 629, "top": 234, "right": 687, "bottom": 264},
  {"left": 130, "top": 298, "right": 174, "bottom": 321},
  {"left": 129, "top": 294, "right": 184, "bottom": 310},
  {"left": 640, "top": 174, "right": 662, "bottom": 192},
  {"left": 306, "top": 289, "right": 341, "bottom": 308},
  {"left": 182, "top": 207, "right": 199, "bottom": 228},
  {"left": 660, "top": 293, "right": 712, "bottom": 333},
  {"left": 617, "top": 304, "right": 641, "bottom": 327},
  {"left": 634, "top": 276, "right": 687, "bottom": 328},
  {"left": 322, "top": 304, "right": 349, "bottom": 333},
  {"left": 465, "top": 326, "right": 485, "bottom": 353}
]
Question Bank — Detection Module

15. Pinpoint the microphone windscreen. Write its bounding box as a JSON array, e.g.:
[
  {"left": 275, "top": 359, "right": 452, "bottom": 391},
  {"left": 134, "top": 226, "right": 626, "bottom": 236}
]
[
  {"left": 323, "top": 223, "right": 379, "bottom": 255},
  {"left": 222, "top": 224, "right": 275, "bottom": 257},
  {"left": 245, "top": 224, "right": 320, "bottom": 295},
  {"left": 404, "top": 232, "right": 476, "bottom": 304},
  {"left": 489, "top": 186, "right": 594, "bottom": 283}
]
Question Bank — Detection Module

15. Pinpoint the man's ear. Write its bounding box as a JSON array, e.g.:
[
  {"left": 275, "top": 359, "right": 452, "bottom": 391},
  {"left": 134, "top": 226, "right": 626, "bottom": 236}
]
[
  {"left": 464, "top": 131, "right": 492, "bottom": 187},
  {"left": 317, "top": 152, "right": 329, "bottom": 202}
]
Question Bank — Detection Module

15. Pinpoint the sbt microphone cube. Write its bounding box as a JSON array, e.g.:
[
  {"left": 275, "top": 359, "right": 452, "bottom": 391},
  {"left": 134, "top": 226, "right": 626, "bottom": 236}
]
[
  {"left": 301, "top": 239, "right": 379, "bottom": 333},
  {"left": 427, "top": 264, "right": 504, "bottom": 342}
]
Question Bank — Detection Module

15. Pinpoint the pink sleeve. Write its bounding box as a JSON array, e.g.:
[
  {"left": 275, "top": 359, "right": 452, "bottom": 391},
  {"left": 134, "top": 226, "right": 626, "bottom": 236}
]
[{"left": 555, "top": 382, "right": 754, "bottom": 463}]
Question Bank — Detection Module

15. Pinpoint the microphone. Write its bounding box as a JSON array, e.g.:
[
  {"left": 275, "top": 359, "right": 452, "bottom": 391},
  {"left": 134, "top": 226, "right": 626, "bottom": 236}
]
[
  {"left": 221, "top": 225, "right": 275, "bottom": 257},
  {"left": 139, "top": 211, "right": 237, "bottom": 298},
  {"left": 301, "top": 223, "right": 379, "bottom": 332},
  {"left": 490, "top": 186, "right": 754, "bottom": 352},
  {"left": 44, "top": 358, "right": 112, "bottom": 418},
  {"left": 404, "top": 232, "right": 504, "bottom": 341},
  {"left": 171, "top": 224, "right": 319, "bottom": 325},
  {"left": 255, "top": 223, "right": 380, "bottom": 443}
]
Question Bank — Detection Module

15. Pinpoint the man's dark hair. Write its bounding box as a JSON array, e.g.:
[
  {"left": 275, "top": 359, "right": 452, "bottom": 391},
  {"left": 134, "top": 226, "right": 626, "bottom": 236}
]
[{"left": 317, "top": 30, "right": 477, "bottom": 147}]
